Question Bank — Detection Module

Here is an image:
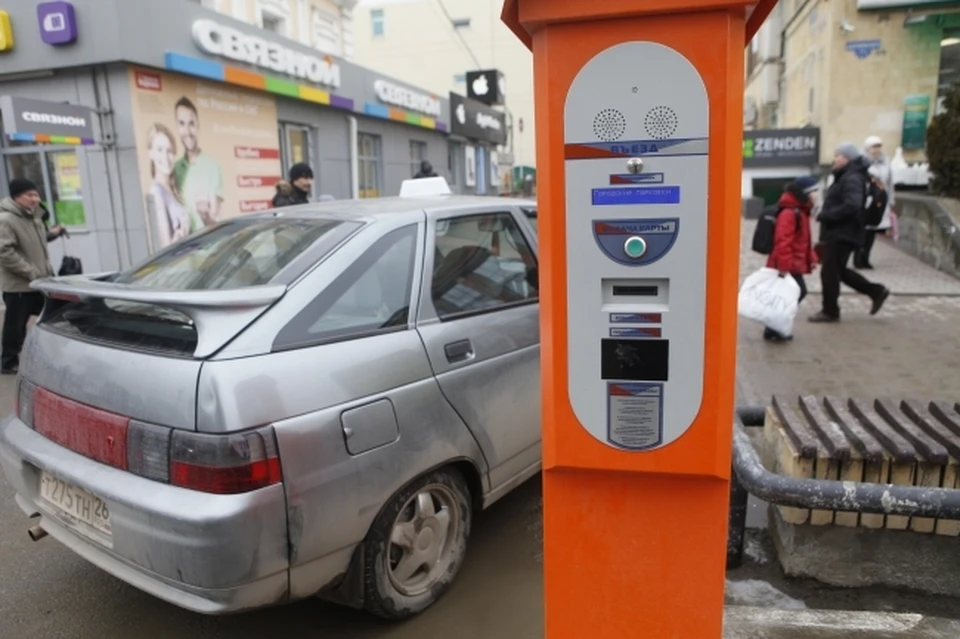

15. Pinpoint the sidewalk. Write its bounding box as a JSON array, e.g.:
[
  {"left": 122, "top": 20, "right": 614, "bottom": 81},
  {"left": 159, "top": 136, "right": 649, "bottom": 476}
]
[{"left": 737, "top": 219, "right": 960, "bottom": 405}]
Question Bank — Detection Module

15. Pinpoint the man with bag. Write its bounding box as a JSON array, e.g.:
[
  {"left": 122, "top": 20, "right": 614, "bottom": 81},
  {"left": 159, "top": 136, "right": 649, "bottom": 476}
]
[
  {"left": 0, "top": 178, "right": 63, "bottom": 374},
  {"left": 809, "top": 142, "right": 889, "bottom": 323}
]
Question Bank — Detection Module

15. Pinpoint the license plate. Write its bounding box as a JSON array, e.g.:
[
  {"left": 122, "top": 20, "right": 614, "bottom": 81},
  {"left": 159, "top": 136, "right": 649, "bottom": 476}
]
[{"left": 39, "top": 472, "right": 112, "bottom": 537}]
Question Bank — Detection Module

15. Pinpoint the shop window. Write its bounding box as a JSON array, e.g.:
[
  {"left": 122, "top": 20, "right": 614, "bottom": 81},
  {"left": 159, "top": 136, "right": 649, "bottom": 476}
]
[
  {"left": 280, "top": 123, "right": 311, "bottom": 179},
  {"left": 475, "top": 146, "right": 487, "bottom": 195},
  {"left": 447, "top": 141, "right": 461, "bottom": 185},
  {"left": 3, "top": 148, "right": 86, "bottom": 227},
  {"left": 371, "top": 9, "right": 384, "bottom": 37},
  {"left": 410, "top": 140, "right": 427, "bottom": 177},
  {"left": 257, "top": 0, "right": 289, "bottom": 36},
  {"left": 358, "top": 133, "right": 382, "bottom": 199}
]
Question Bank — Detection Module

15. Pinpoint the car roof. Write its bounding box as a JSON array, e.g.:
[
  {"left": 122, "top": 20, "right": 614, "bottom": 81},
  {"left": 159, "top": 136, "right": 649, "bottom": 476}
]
[{"left": 245, "top": 195, "right": 533, "bottom": 224}]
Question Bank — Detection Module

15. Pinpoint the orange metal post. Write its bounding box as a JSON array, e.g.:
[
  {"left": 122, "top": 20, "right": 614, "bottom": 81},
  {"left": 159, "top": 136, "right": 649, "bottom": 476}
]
[{"left": 502, "top": 1, "right": 776, "bottom": 637}]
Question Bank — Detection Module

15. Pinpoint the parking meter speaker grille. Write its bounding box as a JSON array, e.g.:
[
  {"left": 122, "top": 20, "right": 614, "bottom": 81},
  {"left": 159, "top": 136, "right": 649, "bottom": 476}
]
[
  {"left": 593, "top": 108, "right": 626, "bottom": 141},
  {"left": 644, "top": 106, "right": 678, "bottom": 139}
]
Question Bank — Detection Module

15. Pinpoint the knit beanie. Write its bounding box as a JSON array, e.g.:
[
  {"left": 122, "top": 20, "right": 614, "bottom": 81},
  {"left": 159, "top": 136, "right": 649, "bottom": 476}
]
[
  {"left": 289, "top": 163, "right": 314, "bottom": 182},
  {"left": 835, "top": 142, "right": 861, "bottom": 162},
  {"left": 8, "top": 178, "right": 39, "bottom": 199}
]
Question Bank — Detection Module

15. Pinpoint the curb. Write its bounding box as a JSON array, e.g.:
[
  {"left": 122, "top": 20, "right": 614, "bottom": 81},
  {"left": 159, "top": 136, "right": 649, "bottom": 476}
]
[{"left": 725, "top": 606, "right": 960, "bottom": 638}]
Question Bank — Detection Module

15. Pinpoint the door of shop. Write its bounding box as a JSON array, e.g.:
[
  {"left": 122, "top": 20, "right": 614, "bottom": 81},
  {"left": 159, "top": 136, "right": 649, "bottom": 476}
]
[{"left": 2, "top": 145, "right": 88, "bottom": 228}]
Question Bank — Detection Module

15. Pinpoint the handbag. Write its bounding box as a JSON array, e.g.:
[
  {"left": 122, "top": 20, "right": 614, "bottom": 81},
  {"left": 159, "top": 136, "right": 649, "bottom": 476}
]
[{"left": 57, "top": 231, "right": 82, "bottom": 276}]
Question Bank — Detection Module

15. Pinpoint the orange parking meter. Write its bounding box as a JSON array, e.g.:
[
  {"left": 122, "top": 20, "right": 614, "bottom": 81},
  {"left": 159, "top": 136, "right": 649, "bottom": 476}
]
[{"left": 502, "top": 0, "right": 776, "bottom": 636}]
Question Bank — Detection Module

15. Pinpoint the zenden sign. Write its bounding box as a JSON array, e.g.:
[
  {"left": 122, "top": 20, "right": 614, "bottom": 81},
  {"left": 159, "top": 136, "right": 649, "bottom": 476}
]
[
  {"left": 742, "top": 128, "right": 820, "bottom": 168},
  {"left": 192, "top": 18, "right": 341, "bottom": 89}
]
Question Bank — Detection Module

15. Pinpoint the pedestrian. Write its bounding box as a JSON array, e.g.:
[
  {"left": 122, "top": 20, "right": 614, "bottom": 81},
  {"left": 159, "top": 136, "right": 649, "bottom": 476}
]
[
  {"left": 413, "top": 160, "right": 438, "bottom": 179},
  {"left": 272, "top": 163, "right": 314, "bottom": 208},
  {"left": 854, "top": 135, "right": 895, "bottom": 269},
  {"left": 809, "top": 142, "right": 890, "bottom": 323},
  {"left": 763, "top": 176, "right": 820, "bottom": 342},
  {"left": 0, "top": 178, "right": 62, "bottom": 374}
]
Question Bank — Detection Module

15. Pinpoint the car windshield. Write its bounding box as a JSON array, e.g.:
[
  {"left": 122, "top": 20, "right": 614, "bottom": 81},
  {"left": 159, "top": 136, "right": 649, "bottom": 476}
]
[{"left": 114, "top": 217, "right": 361, "bottom": 290}]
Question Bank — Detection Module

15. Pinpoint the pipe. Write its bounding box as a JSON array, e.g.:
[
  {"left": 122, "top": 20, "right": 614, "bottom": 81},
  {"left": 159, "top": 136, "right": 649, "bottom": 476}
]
[
  {"left": 28, "top": 524, "right": 47, "bottom": 542},
  {"left": 347, "top": 115, "right": 360, "bottom": 200},
  {"left": 732, "top": 408, "right": 960, "bottom": 518}
]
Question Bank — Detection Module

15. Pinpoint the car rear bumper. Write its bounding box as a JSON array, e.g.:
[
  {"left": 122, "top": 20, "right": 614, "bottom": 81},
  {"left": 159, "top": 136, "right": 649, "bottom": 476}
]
[{"left": 0, "top": 415, "right": 290, "bottom": 614}]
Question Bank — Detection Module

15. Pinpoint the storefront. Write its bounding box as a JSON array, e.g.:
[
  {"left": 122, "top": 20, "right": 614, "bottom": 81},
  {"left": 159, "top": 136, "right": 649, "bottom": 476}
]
[
  {"left": 447, "top": 92, "right": 507, "bottom": 196},
  {"left": 0, "top": 0, "right": 450, "bottom": 271},
  {"left": 741, "top": 127, "right": 821, "bottom": 206}
]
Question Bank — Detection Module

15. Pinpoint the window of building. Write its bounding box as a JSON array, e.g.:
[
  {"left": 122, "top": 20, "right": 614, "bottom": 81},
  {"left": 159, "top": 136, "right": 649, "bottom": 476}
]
[
  {"left": 201, "top": 0, "right": 219, "bottom": 9},
  {"left": 410, "top": 140, "right": 428, "bottom": 177},
  {"left": 447, "top": 141, "right": 461, "bottom": 185},
  {"left": 371, "top": 8, "right": 385, "bottom": 37},
  {"left": 358, "top": 133, "right": 382, "bottom": 199},
  {"left": 257, "top": 0, "right": 289, "bottom": 36},
  {"left": 747, "top": 34, "right": 760, "bottom": 78},
  {"left": 431, "top": 213, "right": 538, "bottom": 321},
  {"left": 938, "top": 30, "right": 960, "bottom": 113},
  {"left": 808, "top": 87, "right": 814, "bottom": 115},
  {"left": 312, "top": 7, "right": 341, "bottom": 55}
]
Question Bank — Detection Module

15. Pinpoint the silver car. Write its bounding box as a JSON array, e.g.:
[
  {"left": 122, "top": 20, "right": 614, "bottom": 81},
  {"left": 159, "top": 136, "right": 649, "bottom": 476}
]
[{"left": 0, "top": 188, "right": 541, "bottom": 618}]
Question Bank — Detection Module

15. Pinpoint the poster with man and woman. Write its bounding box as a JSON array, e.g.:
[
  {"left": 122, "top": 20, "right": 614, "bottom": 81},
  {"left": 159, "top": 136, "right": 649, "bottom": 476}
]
[{"left": 128, "top": 67, "right": 282, "bottom": 250}]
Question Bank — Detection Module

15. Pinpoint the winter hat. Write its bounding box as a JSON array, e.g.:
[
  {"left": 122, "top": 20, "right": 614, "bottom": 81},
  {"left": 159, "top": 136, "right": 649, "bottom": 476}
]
[
  {"left": 864, "top": 135, "right": 883, "bottom": 149},
  {"left": 793, "top": 176, "right": 820, "bottom": 194},
  {"left": 289, "top": 163, "right": 314, "bottom": 182},
  {"left": 8, "top": 177, "right": 39, "bottom": 199},
  {"left": 835, "top": 141, "right": 862, "bottom": 162}
]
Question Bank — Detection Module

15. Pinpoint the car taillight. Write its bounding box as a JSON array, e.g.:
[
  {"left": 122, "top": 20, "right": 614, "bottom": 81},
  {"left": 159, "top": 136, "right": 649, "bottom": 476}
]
[
  {"left": 170, "top": 427, "right": 282, "bottom": 495},
  {"left": 19, "top": 384, "right": 281, "bottom": 494},
  {"left": 16, "top": 378, "right": 36, "bottom": 428}
]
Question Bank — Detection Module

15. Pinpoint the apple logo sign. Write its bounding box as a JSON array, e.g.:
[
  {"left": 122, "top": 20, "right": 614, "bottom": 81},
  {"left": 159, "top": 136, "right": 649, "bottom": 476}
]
[
  {"left": 456, "top": 103, "right": 467, "bottom": 125},
  {"left": 472, "top": 74, "right": 489, "bottom": 97}
]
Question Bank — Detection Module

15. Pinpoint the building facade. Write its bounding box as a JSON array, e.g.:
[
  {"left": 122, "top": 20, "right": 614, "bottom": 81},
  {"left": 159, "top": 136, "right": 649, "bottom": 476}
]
[
  {"left": 352, "top": 0, "right": 534, "bottom": 192},
  {"left": 745, "top": 0, "right": 960, "bottom": 166},
  {"left": 0, "top": 0, "right": 451, "bottom": 275},
  {"left": 195, "top": 0, "right": 358, "bottom": 60}
]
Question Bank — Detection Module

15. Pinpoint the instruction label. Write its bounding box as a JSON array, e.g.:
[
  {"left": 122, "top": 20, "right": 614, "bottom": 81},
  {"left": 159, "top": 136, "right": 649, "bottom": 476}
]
[
  {"left": 610, "top": 327, "right": 662, "bottom": 338},
  {"left": 607, "top": 383, "right": 664, "bottom": 450}
]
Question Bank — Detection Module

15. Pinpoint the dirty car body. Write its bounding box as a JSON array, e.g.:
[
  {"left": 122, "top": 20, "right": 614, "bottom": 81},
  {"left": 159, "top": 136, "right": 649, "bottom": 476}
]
[{"left": 0, "top": 193, "right": 541, "bottom": 617}]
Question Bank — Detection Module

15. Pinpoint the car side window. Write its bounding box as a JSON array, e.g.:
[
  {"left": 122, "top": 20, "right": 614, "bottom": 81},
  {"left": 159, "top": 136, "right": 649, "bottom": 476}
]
[
  {"left": 431, "top": 212, "right": 538, "bottom": 321},
  {"left": 274, "top": 225, "right": 418, "bottom": 351}
]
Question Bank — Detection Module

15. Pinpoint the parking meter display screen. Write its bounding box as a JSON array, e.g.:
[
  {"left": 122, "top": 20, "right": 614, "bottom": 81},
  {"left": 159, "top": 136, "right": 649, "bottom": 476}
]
[{"left": 600, "top": 338, "right": 669, "bottom": 382}]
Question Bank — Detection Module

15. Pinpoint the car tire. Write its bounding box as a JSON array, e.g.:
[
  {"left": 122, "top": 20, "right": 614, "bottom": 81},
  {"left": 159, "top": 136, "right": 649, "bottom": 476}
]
[{"left": 361, "top": 467, "right": 472, "bottom": 620}]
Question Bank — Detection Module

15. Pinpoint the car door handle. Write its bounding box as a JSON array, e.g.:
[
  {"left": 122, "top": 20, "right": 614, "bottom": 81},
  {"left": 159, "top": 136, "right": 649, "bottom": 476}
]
[{"left": 444, "top": 339, "right": 474, "bottom": 363}]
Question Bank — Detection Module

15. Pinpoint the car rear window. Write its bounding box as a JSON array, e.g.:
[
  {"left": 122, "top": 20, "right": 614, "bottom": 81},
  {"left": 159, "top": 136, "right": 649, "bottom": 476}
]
[
  {"left": 116, "top": 217, "right": 361, "bottom": 290},
  {"left": 40, "top": 217, "right": 361, "bottom": 357}
]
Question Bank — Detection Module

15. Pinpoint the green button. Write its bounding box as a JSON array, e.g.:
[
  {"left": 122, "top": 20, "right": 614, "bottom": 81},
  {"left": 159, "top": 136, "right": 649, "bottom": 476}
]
[{"left": 623, "top": 236, "right": 647, "bottom": 259}]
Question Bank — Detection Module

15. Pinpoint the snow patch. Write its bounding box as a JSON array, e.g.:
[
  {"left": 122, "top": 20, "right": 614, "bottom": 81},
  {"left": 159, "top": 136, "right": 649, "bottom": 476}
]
[{"left": 725, "top": 579, "right": 807, "bottom": 610}]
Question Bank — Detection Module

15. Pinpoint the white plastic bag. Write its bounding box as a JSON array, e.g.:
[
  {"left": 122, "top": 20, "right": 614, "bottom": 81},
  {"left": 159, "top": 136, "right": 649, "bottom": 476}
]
[{"left": 738, "top": 267, "right": 801, "bottom": 337}]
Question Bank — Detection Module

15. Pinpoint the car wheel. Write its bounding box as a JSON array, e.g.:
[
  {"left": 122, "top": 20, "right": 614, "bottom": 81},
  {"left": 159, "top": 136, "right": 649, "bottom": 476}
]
[{"left": 362, "top": 468, "right": 472, "bottom": 620}]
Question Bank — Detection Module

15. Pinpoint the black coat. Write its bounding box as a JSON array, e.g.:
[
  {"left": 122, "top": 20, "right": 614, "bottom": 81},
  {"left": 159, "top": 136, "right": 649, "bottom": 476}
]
[
  {"left": 272, "top": 181, "right": 310, "bottom": 208},
  {"left": 818, "top": 157, "right": 869, "bottom": 247}
]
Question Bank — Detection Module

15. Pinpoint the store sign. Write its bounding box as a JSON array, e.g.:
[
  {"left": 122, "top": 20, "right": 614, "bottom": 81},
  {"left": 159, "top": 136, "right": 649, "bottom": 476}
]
[
  {"left": 192, "top": 18, "right": 341, "bottom": 89},
  {"left": 449, "top": 92, "right": 507, "bottom": 146},
  {"left": 374, "top": 79, "right": 441, "bottom": 117},
  {"left": 845, "top": 39, "right": 882, "bottom": 59},
  {"left": 0, "top": 11, "right": 13, "bottom": 52},
  {"left": 466, "top": 69, "right": 505, "bottom": 106},
  {"left": 901, "top": 94, "right": 930, "bottom": 150},
  {"left": 38, "top": 1, "right": 78, "bottom": 46},
  {"left": 0, "top": 96, "right": 95, "bottom": 139},
  {"left": 743, "top": 128, "right": 820, "bottom": 168}
]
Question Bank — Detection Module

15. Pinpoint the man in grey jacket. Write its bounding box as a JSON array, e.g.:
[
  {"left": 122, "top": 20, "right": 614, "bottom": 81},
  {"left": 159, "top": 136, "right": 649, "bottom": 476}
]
[{"left": 0, "top": 178, "right": 64, "bottom": 374}]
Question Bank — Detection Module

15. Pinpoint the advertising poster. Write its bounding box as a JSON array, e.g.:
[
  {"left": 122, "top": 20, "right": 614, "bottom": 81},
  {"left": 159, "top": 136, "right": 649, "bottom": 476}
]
[
  {"left": 901, "top": 94, "right": 930, "bottom": 151},
  {"left": 50, "top": 152, "right": 86, "bottom": 226},
  {"left": 464, "top": 145, "right": 476, "bottom": 187},
  {"left": 128, "top": 67, "right": 282, "bottom": 250}
]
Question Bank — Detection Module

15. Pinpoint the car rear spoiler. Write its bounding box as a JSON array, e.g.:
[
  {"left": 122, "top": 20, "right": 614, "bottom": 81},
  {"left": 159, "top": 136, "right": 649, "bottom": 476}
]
[{"left": 32, "top": 274, "right": 287, "bottom": 358}]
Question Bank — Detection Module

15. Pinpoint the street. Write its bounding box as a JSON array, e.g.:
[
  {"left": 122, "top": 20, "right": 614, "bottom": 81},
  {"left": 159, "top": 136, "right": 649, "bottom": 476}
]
[{"left": 1, "top": 228, "right": 960, "bottom": 635}]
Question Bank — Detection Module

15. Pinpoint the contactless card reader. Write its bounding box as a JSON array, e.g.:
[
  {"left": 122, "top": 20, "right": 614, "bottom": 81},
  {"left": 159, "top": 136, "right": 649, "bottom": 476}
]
[{"left": 565, "top": 42, "right": 708, "bottom": 451}]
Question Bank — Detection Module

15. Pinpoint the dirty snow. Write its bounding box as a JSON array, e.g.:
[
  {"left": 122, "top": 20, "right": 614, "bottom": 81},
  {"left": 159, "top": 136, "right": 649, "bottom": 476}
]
[
  {"left": 743, "top": 535, "right": 771, "bottom": 565},
  {"left": 725, "top": 579, "right": 807, "bottom": 610}
]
